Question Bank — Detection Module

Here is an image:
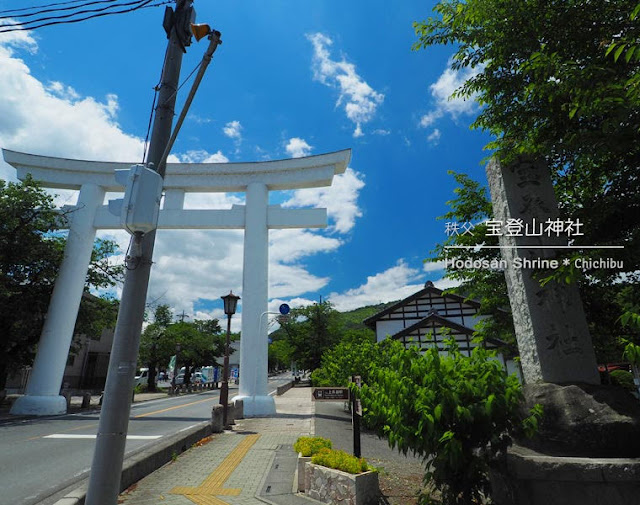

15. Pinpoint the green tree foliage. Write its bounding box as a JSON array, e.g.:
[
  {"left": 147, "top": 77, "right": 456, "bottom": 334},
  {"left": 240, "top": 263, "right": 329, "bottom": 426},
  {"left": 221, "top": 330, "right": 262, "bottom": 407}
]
[
  {"left": 138, "top": 316, "right": 225, "bottom": 388},
  {"left": 428, "top": 172, "right": 515, "bottom": 345},
  {"left": 138, "top": 304, "right": 172, "bottom": 391},
  {"left": 0, "top": 176, "right": 122, "bottom": 389},
  {"left": 360, "top": 339, "right": 541, "bottom": 505},
  {"left": 268, "top": 339, "right": 294, "bottom": 372},
  {"left": 310, "top": 336, "right": 382, "bottom": 387},
  {"left": 278, "top": 301, "right": 343, "bottom": 371},
  {"left": 417, "top": 0, "right": 640, "bottom": 359}
]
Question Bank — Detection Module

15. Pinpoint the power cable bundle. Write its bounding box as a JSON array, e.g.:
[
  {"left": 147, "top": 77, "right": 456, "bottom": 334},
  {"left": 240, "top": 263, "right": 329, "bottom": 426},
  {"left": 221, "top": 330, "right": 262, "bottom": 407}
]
[{"left": 0, "top": 0, "right": 174, "bottom": 33}]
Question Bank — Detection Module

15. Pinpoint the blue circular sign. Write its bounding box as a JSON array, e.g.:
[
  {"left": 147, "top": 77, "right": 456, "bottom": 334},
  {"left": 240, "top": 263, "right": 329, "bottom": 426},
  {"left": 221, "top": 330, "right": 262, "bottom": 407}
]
[{"left": 279, "top": 303, "right": 290, "bottom": 315}]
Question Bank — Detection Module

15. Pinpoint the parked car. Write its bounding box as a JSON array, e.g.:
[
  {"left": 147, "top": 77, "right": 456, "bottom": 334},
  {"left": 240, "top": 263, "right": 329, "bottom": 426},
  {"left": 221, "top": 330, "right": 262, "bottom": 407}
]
[{"left": 134, "top": 368, "right": 156, "bottom": 388}]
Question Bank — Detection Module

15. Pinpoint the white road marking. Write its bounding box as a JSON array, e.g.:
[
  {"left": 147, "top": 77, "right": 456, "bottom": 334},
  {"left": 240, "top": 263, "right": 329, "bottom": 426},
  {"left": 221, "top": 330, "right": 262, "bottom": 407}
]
[
  {"left": 43, "top": 434, "right": 161, "bottom": 440},
  {"left": 177, "top": 424, "right": 198, "bottom": 433}
]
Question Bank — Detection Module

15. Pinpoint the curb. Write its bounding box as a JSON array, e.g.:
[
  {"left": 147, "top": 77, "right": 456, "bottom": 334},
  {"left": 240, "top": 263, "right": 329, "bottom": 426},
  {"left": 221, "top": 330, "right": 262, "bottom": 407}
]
[{"left": 52, "top": 420, "right": 212, "bottom": 505}]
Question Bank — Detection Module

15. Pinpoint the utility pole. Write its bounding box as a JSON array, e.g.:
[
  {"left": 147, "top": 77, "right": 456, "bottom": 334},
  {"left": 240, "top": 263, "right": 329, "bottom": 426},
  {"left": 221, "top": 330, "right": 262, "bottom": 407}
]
[
  {"left": 177, "top": 309, "right": 190, "bottom": 322},
  {"left": 85, "top": 2, "right": 194, "bottom": 503}
]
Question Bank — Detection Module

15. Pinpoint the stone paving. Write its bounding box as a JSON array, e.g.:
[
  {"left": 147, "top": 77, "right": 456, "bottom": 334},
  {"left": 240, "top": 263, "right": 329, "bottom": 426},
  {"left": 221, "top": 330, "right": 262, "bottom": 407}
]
[{"left": 118, "top": 387, "right": 314, "bottom": 505}]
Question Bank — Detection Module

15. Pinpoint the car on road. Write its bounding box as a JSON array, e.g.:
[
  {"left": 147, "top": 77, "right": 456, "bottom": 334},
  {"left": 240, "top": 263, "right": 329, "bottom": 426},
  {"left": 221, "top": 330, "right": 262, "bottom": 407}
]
[{"left": 174, "top": 372, "right": 204, "bottom": 385}]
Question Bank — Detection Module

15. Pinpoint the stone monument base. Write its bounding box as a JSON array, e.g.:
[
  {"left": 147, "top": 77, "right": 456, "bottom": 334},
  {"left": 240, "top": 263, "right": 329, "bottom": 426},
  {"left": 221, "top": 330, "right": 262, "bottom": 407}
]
[
  {"left": 490, "top": 445, "right": 640, "bottom": 505},
  {"left": 518, "top": 383, "right": 640, "bottom": 457},
  {"left": 10, "top": 394, "right": 67, "bottom": 416},
  {"left": 233, "top": 394, "right": 275, "bottom": 417}
]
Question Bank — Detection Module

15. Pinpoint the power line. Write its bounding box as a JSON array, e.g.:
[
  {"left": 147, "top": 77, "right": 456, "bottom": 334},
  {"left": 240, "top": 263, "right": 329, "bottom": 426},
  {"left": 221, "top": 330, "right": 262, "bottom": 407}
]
[
  {"left": 0, "top": 0, "right": 172, "bottom": 33},
  {"left": 1, "top": 0, "right": 154, "bottom": 29},
  {"left": 0, "top": 0, "right": 94, "bottom": 16},
  {"left": 0, "top": 0, "right": 122, "bottom": 20}
]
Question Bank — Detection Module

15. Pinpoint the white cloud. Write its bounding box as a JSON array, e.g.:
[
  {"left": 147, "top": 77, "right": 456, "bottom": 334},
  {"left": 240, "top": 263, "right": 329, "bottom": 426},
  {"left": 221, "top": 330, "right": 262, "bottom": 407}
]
[
  {"left": 223, "top": 120, "right": 242, "bottom": 140},
  {"left": 177, "top": 149, "right": 229, "bottom": 163},
  {"left": 285, "top": 137, "right": 313, "bottom": 158},
  {"left": 423, "top": 259, "right": 447, "bottom": 273},
  {"left": 270, "top": 229, "right": 341, "bottom": 264},
  {"left": 283, "top": 167, "right": 365, "bottom": 234},
  {"left": 0, "top": 32, "right": 144, "bottom": 181},
  {"left": 188, "top": 114, "right": 212, "bottom": 124},
  {"left": 307, "top": 32, "right": 384, "bottom": 138},
  {"left": 419, "top": 61, "right": 483, "bottom": 130},
  {"left": 372, "top": 129, "right": 390, "bottom": 136},
  {"left": 327, "top": 260, "right": 424, "bottom": 312},
  {"left": 427, "top": 128, "right": 441, "bottom": 145}
]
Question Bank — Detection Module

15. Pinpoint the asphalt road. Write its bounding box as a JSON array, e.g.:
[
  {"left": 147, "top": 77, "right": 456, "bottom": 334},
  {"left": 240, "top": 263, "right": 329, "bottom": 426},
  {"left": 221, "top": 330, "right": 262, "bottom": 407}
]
[{"left": 0, "top": 375, "right": 291, "bottom": 505}]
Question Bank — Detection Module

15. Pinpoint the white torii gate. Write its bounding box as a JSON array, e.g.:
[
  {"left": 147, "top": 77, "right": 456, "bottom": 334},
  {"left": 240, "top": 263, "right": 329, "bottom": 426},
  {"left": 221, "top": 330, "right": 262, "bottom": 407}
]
[{"left": 4, "top": 148, "right": 351, "bottom": 417}]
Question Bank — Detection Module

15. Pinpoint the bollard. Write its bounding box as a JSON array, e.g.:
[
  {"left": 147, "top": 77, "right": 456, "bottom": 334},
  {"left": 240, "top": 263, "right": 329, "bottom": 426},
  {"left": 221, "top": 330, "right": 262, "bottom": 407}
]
[
  {"left": 61, "top": 391, "right": 72, "bottom": 410},
  {"left": 81, "top": 392, "right": 92, "bottom": 409},
  {"left": 211, "top": 404, "right": 224, "bottom": 432}
]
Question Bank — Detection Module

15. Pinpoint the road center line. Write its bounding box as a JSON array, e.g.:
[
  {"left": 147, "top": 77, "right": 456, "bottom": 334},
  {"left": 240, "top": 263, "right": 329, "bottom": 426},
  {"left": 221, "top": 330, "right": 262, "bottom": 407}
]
[
  {"left": 44, "top": 434, "right": 161, "bottom": 440},
  {"left": 133, "top": 397, "right": 215, "bottom": 418}
]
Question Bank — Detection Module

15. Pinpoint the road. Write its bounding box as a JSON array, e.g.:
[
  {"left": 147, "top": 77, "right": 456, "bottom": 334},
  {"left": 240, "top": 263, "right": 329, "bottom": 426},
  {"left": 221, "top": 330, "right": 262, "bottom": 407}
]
[{"left": 0, "top": 375, "right": 291, "bottom": 505}]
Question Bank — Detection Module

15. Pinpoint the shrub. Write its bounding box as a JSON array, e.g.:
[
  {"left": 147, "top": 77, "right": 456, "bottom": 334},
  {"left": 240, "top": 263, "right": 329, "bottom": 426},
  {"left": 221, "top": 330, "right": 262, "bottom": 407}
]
[
  {"left": 610, "top": 369, "right": 636, "bottom": 391},
  {"left": 293, "top": 436, "right": 332, "bottom": 457},
  {"left": 311, "top": 448, "right": 375, "bottom": 474},
  {"left": 360, "top": 338, "right": 541, "bottom": 505}
]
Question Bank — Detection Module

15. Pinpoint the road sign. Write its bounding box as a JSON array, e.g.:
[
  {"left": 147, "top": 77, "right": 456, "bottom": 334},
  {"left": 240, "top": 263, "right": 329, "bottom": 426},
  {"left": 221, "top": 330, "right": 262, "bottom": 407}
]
[
  {"left": 312, "top": 387, "right": 350, "bottom": 401},
  {"left": 279, "top": 303, "right": 290, "bottom": 315}
]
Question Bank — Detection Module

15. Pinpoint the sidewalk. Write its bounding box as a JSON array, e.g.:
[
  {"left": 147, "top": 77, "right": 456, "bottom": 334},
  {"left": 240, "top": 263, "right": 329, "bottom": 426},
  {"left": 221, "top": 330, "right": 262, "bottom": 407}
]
[{"left": 117, "top": 386, "right": 316, "bottom": 505}]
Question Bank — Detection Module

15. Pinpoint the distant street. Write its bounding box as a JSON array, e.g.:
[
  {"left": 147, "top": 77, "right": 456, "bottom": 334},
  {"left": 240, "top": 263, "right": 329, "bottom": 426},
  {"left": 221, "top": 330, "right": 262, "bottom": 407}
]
[{"left": 0, "top": 374, "right": 291, "bottom": 505}]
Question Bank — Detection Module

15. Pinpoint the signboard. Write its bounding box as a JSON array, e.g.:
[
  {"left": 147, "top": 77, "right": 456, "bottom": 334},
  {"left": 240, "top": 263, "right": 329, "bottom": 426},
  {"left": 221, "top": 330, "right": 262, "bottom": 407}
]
[{"left": 312, "top": 387, "right": 350, "bottom": 401}]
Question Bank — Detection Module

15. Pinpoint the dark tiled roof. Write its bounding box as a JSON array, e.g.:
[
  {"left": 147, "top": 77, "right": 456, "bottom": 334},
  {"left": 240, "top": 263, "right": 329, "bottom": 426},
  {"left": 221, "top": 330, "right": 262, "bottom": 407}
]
[{"left": 362, "top": 281, "right": 481, "bottom": 329}]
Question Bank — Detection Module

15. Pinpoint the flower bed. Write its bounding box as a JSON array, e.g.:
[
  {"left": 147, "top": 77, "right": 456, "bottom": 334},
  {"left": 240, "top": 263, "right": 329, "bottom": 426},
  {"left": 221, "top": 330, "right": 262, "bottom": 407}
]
[{"left": 294, "top": 439, "right": 379, "bottom": 505}]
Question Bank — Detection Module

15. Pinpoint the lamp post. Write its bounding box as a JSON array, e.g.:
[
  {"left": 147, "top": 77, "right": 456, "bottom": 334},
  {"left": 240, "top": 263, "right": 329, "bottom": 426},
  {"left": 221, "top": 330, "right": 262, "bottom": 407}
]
[{"left": 220, "top": 291, "right": 240, "bottom": 428}]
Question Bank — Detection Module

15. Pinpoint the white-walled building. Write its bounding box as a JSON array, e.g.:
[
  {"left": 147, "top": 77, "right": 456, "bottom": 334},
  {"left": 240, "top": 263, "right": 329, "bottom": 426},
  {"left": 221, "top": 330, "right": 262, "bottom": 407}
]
[{"left": 363, "top": 281, "right": 521, "bottom": 378}]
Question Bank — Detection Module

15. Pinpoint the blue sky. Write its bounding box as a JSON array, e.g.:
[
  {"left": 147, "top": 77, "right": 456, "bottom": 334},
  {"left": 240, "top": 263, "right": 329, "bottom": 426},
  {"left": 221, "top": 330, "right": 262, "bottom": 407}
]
[{"left": 0, "top": 0, "right": 493, "bottom": 330}]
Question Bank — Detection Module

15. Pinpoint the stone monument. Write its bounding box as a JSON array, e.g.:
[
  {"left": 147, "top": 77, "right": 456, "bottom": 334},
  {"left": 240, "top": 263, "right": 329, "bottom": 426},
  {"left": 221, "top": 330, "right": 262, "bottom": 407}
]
[
  {"left": 486, "top": 157, "right": 640, "bottom": 505},
  {"left": 485, "top": 156, "right": 599, "bottom": 385}
]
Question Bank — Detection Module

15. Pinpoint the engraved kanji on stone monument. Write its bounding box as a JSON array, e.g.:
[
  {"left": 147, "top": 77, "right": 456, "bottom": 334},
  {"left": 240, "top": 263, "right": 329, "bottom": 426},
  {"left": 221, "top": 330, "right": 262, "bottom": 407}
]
[{"left": 486, "top": 157, "right": 599, "bottom": 384}]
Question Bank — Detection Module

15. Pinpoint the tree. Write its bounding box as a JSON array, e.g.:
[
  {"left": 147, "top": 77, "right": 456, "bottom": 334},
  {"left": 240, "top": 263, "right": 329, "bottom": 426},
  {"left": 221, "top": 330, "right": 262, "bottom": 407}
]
[
  {"left": 279, "top": 301, "right": 342, "bottom": 371},
  {"left": 0, "top": 176, "right": 122, "bottom": 390},
  {"left": 268, "top": 339, "right": 293, "bottom": 372},
  {"left": 138, "top": 317, "right": 225, "bottom": 388},
  {"left": 416, "top": 0, "right": 640, "bottom": 359},
  {"left": 138, "top": 304, "right": 172, "bottom": 392},
  {"left": 310, "top": 335, "right": 381, "bottom": 387},
  {"left": 360, "top": 339, "right": 541, "bottom": 505}
]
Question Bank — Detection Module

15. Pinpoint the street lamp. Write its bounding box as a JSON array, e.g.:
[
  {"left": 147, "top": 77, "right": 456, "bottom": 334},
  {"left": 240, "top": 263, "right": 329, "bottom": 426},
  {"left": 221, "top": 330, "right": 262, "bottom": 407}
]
[{"left": 220, "top": 291, "right": 240, "bottom": 428}]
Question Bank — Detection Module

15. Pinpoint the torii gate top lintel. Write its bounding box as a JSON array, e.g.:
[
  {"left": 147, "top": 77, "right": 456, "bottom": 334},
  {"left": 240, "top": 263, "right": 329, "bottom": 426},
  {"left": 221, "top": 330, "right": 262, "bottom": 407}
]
[{"left": 2, "top": 148, "right": 351, "bottom": 192}]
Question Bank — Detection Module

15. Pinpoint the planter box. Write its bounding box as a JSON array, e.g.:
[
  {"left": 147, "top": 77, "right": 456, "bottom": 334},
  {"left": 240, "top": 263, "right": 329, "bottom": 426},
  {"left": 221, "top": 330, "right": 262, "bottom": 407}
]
[{"left": 304, "top": 461, "right": 379, "bottom": 505}]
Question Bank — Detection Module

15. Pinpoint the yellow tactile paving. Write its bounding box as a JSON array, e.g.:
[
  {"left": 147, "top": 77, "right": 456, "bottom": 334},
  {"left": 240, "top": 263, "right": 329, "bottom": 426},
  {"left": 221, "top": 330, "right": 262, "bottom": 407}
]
[{"left": 170, "top": 433, "right": 260, "bottom": 505}]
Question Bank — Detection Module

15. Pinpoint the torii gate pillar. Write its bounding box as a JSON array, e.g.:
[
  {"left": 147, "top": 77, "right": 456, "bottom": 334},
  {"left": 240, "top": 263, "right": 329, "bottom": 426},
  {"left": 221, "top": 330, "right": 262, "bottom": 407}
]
[
  {"left": 11, "top": 183, "right": 105, "bottom": 415},
  {"left": 236, "top": 182, "right": 273, "bottom": 415}
]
